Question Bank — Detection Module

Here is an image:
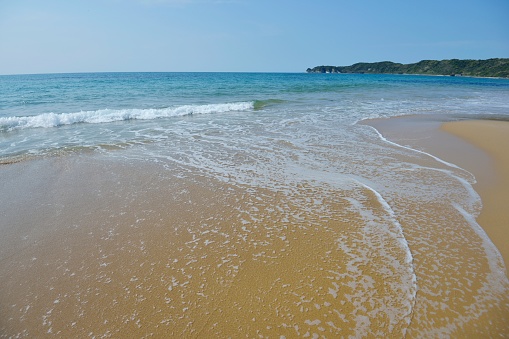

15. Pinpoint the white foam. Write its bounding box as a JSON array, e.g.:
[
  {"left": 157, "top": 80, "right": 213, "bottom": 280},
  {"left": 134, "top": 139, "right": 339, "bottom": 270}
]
[
  {"left": 453, "top": 203, "right": 508, "bottom": 287},
  {"left": 365, "top": 124, "right": 472, "bottom": 176},
  {"left": 0, "top": 102, "right": 254, "bottom": 131},
  {"left": 355, "top": 180, "right": 415, "bottom": 268},
  {"left": 361, "top": 122, "right": 509, "bottom": 335},
  {"left": 409, "top": 164, "right": 482, "bottom": 215},
  {"left": 348, "top": 178, "right": 418, "bottom": 336},
  {"left": 366, "top": 121, "right": 494, "bottom": 236}
]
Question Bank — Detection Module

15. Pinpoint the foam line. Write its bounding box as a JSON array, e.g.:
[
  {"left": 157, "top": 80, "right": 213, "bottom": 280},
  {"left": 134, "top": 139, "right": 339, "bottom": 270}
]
[
  {"left": 354, "top": 179, "right": 416, "bottom": 268},
  {"left": 351, "top": 178, "right": 417, "bottom": 333},
  {"left": 0, "top": 102, "right": 254, "bottom": 131},
  {"left": 369, "top": 125, "right": 465, "bottom": 169},
  {"left": 453, "top": 203, "right": 508, "bottom": 285},
  {"left": 365, "top": 121, "right": 509, "bottom": 316},
  {"left": 412, "top": 165, "right": 481, "bottom": 213}
]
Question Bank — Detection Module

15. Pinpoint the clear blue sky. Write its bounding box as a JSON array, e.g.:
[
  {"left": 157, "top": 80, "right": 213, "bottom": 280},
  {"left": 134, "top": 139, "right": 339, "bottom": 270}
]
[{"left": 0, "top": 0, "right": 508, "bottom": 74}]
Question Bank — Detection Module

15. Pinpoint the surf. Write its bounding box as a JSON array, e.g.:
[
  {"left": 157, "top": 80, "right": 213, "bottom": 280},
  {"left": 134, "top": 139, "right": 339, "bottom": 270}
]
[{"left": 0, "top": 101, "right": 255, "bottom": 131}]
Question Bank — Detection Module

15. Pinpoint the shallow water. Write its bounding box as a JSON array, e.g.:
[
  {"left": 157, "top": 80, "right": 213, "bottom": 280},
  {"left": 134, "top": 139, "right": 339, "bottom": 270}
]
[{"left": 1, "top": 73, "right": 508, "bottom": 337}]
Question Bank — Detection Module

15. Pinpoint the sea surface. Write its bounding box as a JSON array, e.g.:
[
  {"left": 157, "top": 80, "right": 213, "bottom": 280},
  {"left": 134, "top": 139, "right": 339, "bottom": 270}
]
[
  {"left": 1, "top": 73, "right": 508, "bottom": 160},
  {"left": 1, "top": 72, "right": 509, "bottom": 337}
]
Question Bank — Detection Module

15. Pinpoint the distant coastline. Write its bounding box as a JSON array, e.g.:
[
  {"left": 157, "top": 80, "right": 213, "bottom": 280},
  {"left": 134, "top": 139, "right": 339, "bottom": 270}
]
[{"left": 306, "top": 58, "right": 509, "bottom": 78}]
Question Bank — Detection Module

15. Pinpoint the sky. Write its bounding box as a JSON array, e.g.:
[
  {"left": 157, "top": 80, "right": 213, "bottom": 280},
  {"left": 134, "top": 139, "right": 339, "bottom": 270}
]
[{"left": 0, "top": 0, "right": 508, "bottom": 74}]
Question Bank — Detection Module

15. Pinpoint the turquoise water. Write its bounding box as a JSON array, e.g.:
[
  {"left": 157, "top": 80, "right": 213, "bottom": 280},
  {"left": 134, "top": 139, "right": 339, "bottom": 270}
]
[
  {"left": 1, "top": 72, "right": 508, "bottom": 159},
  {"left": 1, "top": 73, "right": 509, "bottom": 336}
]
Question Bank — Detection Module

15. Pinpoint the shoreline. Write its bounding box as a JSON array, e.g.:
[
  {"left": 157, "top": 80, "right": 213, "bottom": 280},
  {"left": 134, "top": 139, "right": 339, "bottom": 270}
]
[
  {"left": 362, "top": 115, "right": 509, "bottom": 271},
  {"left": 0, "top": 153, "right": 420, "bottom": 337},
  {"left": 1, "top": 115, "right": 508, "bottom": 336},
  {"left": 441, "top": 120, "right": 509, "bottom": 268}
]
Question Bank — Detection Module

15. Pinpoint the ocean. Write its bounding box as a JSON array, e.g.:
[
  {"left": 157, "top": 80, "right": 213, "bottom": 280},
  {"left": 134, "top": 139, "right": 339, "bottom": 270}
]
[{"left": 1, "top": 72, "right": 508, "bottom": 337}]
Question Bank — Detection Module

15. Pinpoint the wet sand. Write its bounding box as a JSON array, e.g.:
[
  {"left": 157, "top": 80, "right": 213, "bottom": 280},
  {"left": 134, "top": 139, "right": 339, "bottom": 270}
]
[
  {"left": 0, "top": 155, "right": 415, "bottom": 337},
  {"left": 362, "top": 115, "right": 509, "bottom": 337},
  {"left": 441, "top": 120, "right": 509, "bottom": 268},
  {"left": 1, "top": 120, "right": 509, "bottom": 337},
  {"left": 365, "top": 115, "right": 509, "bottom": 270}
]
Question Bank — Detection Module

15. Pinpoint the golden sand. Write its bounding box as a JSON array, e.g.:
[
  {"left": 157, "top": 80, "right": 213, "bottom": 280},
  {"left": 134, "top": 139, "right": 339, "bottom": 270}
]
[
  {"left": 0, "top": 156, "right": 414, "bottom": 337},
  {"left": 362, "top": 115, "right": 509, "bottom": 270},
  {"left": 1, "top": 124, "right": 509, "bottom": 337},
  {"left": 441, "top": 120, "right": 509, "bottom": 268},
  {"left": 362, "top": 115, "right": 509, "bottom": 337}
]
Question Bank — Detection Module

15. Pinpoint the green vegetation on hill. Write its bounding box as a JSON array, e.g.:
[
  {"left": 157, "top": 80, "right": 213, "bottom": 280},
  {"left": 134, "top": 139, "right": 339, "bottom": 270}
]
[{"left": 306, "top": 58, "right": 509, "bottom": 78}]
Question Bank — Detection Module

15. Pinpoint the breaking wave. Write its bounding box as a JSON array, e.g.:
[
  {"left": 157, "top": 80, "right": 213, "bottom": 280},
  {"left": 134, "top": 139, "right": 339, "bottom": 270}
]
[{"left": 0, "top": 101, "right": 254, "bottom": 131}]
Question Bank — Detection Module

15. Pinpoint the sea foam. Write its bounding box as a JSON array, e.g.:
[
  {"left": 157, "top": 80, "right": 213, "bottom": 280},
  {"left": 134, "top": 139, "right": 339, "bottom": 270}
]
[{"left": 0, "top": 102, "right": 254, "bottom": 131}]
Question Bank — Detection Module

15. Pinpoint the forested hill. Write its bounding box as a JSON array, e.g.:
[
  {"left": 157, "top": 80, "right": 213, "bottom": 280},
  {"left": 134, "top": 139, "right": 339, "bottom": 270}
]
[{"left": 306, "top": 58, "right": 509, "bottom": 78}]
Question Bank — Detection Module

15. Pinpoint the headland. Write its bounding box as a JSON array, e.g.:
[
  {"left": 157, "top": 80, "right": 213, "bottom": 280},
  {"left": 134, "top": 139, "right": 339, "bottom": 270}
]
[{"left": 307, "top": 58, "right": 509, "bottom": 78}]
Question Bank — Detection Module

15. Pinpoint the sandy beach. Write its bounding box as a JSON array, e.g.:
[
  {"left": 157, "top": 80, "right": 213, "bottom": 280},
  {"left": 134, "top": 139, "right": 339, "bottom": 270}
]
[
  {"left": 1, "top": 115, "right": 508, "bottom": 337},
  {"left": 441, "top": 120, "right": 509, "bottom": 268},
  {"left": 365, "top": 115, "right": 509, "bottom": 272},
  {"left": 0, "top": 155, "right": 417, "bottom": 337}
]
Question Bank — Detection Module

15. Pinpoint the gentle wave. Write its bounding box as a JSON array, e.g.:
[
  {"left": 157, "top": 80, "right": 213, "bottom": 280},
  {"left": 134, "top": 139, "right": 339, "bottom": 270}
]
[
  {"left": 0, "top": 102, "right": 254, "bottom": 131},
  {"left": 253, "top": 99, "right": 286, "bottom": 110}
]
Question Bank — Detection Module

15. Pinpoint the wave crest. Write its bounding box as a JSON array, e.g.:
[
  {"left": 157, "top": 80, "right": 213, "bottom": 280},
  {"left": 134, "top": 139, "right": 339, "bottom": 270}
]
[{"left": 0, "top": 101, "right": 254, "bottom": 131}]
